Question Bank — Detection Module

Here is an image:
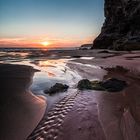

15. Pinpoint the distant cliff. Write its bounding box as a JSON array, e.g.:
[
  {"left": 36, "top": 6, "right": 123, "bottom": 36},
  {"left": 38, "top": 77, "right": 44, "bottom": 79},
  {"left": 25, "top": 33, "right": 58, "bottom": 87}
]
[
  {"left": 92, "top": 0, "right": 140, "bottom": 50},
  {"left": 80, "top": 44, "right": 92, "bottom": 50}
]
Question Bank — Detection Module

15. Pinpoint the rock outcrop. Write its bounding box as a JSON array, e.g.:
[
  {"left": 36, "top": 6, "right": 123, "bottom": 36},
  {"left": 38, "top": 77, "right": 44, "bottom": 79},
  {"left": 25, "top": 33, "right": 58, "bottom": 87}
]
[
  {"left": 80, "top": 44, "right": 92, "bottom": 50},
  {"left": 44, "top": 83, "right": 69, "bottom": 95},
  {"left": 77, "top": 78, "right": 127, "bottom": 92},
  {"left": 92, "top": 0, "right": 140, "bottom": 50}
]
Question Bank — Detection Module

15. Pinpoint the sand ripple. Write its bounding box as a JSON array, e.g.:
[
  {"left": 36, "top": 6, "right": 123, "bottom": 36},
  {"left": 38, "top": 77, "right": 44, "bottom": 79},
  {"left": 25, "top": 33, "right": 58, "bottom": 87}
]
[{"left": 27, "top": 92, "right": 79, "bottom": 140}]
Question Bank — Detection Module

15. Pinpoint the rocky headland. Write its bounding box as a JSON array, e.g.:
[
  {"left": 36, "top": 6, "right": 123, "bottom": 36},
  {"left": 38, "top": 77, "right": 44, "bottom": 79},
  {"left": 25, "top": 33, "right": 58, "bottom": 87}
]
[{"left": 92, "top": 0, "right": 140, "bottom": 50}]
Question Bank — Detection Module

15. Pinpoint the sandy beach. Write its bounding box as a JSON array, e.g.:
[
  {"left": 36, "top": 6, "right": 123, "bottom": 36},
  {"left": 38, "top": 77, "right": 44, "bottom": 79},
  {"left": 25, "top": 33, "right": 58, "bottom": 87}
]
[
  {"left": 0, "top": 0, "right": 140, "bottom": 139},
  {"left": 0, "top": 64, "right": 47, "bottom": 140},
  {"left": 0, "top": 49, "right": 140, "bottom": 140}
]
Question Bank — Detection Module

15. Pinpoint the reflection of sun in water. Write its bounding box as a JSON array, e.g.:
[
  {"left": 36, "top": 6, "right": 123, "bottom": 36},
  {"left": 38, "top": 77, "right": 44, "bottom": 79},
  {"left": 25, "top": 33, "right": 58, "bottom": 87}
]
[{"left": 40, "top": 41, "right": 50, "bottom": 47}]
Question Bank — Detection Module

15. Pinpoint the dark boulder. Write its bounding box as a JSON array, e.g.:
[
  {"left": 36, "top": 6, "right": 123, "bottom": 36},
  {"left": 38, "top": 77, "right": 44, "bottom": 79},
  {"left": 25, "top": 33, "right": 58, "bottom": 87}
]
[
  {"left": 101, "top": 78, "right": 127, "bottom": 92},
  {"left": 77, "top": 79, "right": 92, "bottom": 90},
  {"left": 91, "top": 81, "right": 106, "bottom": 91},
  {"left": 77, "top": 79, "right": 105, "bottom": 91},
  {"left": 44, "top": 83, "right": 69, "bottom": 95},
  {"left": 77, "top": 78, "right": 127, "bottom": 92}
]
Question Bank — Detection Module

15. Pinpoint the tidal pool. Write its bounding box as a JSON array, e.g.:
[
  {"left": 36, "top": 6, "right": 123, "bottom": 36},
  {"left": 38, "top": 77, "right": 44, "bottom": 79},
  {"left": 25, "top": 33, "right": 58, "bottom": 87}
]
[
  {"left": 0, "top": 55, "right": 82, "bottom": 95},
  {"left": 0, "top": 50, "right": 100, "bottom": 96}
]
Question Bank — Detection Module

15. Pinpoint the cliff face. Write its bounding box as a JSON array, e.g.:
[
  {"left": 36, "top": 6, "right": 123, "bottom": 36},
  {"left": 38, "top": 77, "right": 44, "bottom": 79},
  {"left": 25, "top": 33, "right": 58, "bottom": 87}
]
[{"left": 92, "top": 0, "right": 140, "bottom": 50}]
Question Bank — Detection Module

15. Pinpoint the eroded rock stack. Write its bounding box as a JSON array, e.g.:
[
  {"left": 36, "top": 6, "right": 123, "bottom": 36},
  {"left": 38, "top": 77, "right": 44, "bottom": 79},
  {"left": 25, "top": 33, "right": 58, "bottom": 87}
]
[{"left": 92, "top": 0, "right": 140, "bottom": 50}]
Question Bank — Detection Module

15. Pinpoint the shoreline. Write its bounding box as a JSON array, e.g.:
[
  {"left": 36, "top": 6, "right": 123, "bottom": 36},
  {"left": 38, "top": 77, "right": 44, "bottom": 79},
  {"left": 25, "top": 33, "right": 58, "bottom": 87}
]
[{"left": 0, "top": 50, "right": 140, "bottom": 140}]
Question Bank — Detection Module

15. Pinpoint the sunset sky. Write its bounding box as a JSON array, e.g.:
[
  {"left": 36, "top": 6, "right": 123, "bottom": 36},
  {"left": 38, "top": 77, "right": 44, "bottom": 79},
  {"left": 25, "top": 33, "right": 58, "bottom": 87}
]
[{"left": 0, "top": 0, "right": 104, "bottom": 48}]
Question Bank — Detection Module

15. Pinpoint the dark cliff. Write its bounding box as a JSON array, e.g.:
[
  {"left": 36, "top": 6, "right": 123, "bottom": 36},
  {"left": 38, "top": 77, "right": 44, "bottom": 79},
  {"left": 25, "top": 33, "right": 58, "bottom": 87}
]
[{"left": 92, "top": 0, "right": 140, "bottom": 50}]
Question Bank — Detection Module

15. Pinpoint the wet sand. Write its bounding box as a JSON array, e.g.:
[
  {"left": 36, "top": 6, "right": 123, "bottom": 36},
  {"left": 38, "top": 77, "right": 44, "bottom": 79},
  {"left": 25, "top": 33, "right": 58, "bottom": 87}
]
[
  {"left": 0, "top": 50, "right": 140, "bottom": 140},
  {"left": 0, "top": 64, "right": 47, "bottom": 140},
  {"left": 26, "top": 50, "right": 140, "bottom": 140}
]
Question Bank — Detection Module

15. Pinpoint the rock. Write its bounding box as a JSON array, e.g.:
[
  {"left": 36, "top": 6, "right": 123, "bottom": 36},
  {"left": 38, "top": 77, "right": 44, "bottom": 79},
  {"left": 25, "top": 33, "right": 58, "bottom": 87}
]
[
  {"left": 98, "top": 50, "right": 110, "bottom": 53},
  {"left": 113, "top": 37, "right": 140, "bottom": 51},
  {"left": 73, "top": 56, "right": 81, "bottom": 58},
  {"left": 77, "top": 78, "right": 127, "bottom": 92},
  {"left": 92, "top": 0, "right": 140, "bottom": 51},
  {"left": 44, "top": 83, "right": 69, "bottom": 95},
  {"left": 77, "top": 79, "right": 92, "bottom": 90},
  {"left": 77, "top": 79, "right": 105, "bottom": 91},
  {"left": 91, "top": 81, "right": 106, "bottom": 91},
  {"left": 101, "top": 78, "right": 127, "bottom": 92},
  {"left": 80, "top": 44, "right": 92, "bottom": 50}
]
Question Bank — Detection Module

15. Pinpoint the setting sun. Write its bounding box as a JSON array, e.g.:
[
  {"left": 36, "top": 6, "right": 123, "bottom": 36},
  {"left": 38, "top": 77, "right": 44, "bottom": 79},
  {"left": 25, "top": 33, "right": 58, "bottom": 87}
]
[{"left": 40, "top": 41, "right": 50, "bottom": 47}]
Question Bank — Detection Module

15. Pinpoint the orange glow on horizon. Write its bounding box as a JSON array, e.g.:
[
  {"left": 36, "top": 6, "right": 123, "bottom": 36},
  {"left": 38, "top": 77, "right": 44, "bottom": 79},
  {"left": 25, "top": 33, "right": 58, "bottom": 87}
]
[
  {"left": 40, "top": 41, "right": 50, "bottom": 47},
  {"left": 0, "top": 36, "right": 94, "bottom": 48}
]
